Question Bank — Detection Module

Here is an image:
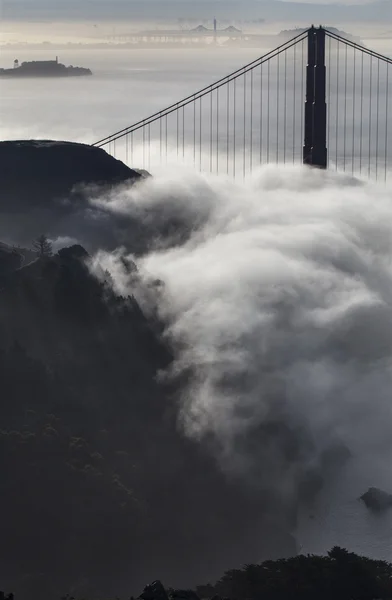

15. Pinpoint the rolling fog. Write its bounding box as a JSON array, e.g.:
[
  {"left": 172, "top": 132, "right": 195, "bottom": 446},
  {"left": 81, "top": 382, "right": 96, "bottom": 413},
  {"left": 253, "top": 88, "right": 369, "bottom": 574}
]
[
  {"left": 2, "top": 15, "right": 392, "bottom": 574},
  {"left": 90, "top": 165, "right": 392, "bottom": 563}
]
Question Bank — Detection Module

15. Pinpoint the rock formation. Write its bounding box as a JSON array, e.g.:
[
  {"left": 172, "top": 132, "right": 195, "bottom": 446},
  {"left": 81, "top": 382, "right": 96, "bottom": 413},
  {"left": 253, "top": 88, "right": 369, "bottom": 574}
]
[{"left": 360, "top": 487, "right": 392, "bottom": 511}]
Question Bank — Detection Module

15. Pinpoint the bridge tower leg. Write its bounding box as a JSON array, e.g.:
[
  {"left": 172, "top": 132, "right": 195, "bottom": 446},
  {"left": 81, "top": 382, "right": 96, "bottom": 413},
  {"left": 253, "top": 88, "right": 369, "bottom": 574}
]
[
  {"left": 303, "top": 26, "right": 316, "bottom": 165},
  {"left": 303, "top": 26, "right": 327, "bottom": 168}
]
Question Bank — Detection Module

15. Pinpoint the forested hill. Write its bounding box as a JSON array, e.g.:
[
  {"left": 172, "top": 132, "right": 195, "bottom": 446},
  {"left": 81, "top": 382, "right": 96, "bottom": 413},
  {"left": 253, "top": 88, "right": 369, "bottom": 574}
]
[
  {"left": 3, "top": 547, "right": 391, "bottom": 600},
  {"left": 195, "top": 546, "right": 392, "bottom": 600},
  {"left": 0, "top": 242, "right": 296, "bottom": 599}
]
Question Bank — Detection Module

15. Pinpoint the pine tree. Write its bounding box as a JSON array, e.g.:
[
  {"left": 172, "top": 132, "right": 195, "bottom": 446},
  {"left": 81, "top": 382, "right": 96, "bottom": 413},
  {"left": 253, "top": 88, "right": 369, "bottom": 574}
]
[{"left": 33, "top": 234, "right": 52, "bottom": 257}]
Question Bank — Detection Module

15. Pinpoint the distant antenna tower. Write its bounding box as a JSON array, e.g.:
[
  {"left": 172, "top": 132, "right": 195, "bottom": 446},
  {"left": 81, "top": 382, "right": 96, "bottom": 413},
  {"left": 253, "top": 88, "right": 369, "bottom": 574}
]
[{"left": 213, "top": 17, "right": 217, "bottom": 32}]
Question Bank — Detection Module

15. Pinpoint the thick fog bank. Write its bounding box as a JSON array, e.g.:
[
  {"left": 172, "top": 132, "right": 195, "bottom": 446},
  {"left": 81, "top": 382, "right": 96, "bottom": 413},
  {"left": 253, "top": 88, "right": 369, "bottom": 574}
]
[{"left": 93, "top": 165, "right": 392, "bottom": 558}]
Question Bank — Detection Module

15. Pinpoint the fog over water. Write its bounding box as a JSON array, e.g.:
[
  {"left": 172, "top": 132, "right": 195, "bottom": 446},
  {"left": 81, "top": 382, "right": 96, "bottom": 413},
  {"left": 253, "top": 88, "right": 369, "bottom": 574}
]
[
  {"left": 1, "top": 23, "right": 391, "bottom": 147},
  {"left": 0, "top": 46, "right": 263, "bottom": 143},
  {"left": 2, "top": 21, "right": 392, "bottom": 565},
  {"left": 1, "top": 34, "right": 391, "bottom": 180},
  {"left": 91, "top": 165, "right": 392, "bottom": 564}
]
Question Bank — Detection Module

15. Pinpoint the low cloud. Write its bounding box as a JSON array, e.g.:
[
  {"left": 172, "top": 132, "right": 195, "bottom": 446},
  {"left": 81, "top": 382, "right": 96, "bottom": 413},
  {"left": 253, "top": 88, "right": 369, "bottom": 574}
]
[{"left": 91, "top": 165, "right": 392, "bottom": 524}]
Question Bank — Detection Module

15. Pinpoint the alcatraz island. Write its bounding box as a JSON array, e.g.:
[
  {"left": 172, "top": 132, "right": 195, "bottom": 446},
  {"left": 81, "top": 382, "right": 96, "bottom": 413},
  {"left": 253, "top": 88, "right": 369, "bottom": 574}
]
[{"left": 0, "top": 57, "right": 92, "bottom": 78}]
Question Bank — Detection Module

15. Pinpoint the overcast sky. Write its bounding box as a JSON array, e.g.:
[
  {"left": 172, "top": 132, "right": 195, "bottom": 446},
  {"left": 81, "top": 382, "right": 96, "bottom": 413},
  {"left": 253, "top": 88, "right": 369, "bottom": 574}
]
[{"left": 1, "top": 0, "right": 391, "bottom": 24}]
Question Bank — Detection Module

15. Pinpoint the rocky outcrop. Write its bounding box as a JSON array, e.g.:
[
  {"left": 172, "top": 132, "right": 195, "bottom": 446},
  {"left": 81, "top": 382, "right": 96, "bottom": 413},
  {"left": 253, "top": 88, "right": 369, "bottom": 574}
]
[{"left": 360, "top": 487, "right": 392, "bottom": 511}]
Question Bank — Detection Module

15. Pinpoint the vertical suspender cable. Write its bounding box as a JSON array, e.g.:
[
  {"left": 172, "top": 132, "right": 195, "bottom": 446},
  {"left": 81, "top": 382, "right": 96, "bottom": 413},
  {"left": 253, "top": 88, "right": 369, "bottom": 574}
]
[
  {"left": 227, "top": 79, "right": 230, "bottom": 175},
  {"left": 243, "top": 71, "right": 247, "bottom": 179},
  {"left": 260, "top": 61, "right": 263, "bottom": 164},
  {"left": 369, "top": 55, "right": 373, "bottom": 178},
  {"left": 210, "top": 91, "right": 213, "bottom": 172},
  {"left": 293, "top": 42, "right": 296, "bottom": 163},
  {"left": 216, "top": 88, "right": 219, "bottom": 174},
  {"left": 343, "top": 43, "right": 348, "bottom": 170},
  {"left": 148, "top": 123, "right": 151, "bottom": 171},
  {"left": 234, "top": 78, "right": 237, "bottom": 177},
  {"left": 142, "top": 124, "right": 145, "bottom": 168},
  {"left": 352, "top": 47, "right": 356, "bottom": 174},
  {"left": 165, "top": 114, "right": 168, "bottom": 164},
  {"left": 250, "top": 69, "right": 253, "bottom": 173},
  {"left": 182, "top": 105, "right": 185, "bottom": 159},
  {"left": 193, "top": 98, "right": 196, "bottom": 166},
  {"left": 375, "top": 58, "right": 380, "bottom": 179},
  {"left": 177, "top": 104, "right": 179, "bottom": 158},
  {"left": 199, "top": 96, "right": 202, "bottom": 171},
  {"left": 276, "top": 53, "right": 280, "bottom": 163},
  {"left": 158, "top": 120, "right": 162, "bottom": 166},
  {"left": 284, "top": 48, "right": 287, "bottom": 164},
  {"left": 360, "top": 51, "right": 364, "bottom": 174},
  {"left": 300, "top": 39, "right": 304, "bottom": 163},
  {"left": 385, "top": 63, "right": 389, "bottom": 182},
  {"left": 327, "top": 34, "right": 331, "bottom": 166},
  {"left": 336, "top": 39, "right": 340, "bottom": 170},
  {"left": 267, "top": 59, "right": 270, "bottom": 163}
]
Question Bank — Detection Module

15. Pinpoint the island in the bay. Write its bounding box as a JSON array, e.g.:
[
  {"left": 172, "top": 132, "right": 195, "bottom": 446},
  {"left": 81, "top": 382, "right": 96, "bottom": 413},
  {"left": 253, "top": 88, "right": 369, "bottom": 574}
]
[{"left": 0, "top": 57, "right": 92, "bottom": 77}]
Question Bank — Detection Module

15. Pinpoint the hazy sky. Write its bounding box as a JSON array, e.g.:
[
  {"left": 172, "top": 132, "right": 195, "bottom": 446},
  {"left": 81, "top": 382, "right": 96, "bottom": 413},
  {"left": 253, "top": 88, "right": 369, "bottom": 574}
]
[{"left": 1, "top": 0, "right": 391, "bottom": 22}]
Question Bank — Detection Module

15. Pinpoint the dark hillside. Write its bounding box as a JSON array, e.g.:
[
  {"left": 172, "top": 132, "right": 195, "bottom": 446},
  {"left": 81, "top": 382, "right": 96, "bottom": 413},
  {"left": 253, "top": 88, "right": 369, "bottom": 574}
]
[
  {"left": 0, "top": 245, "right": 296, "bottom": 599},
  {"left": 194, "top": 547, "right": 392, "bottom": 600},
  {"left": 0, "top": 141, "right": 142, "bottom": 249},
  {"left": 0, "top": 140, "right": 140, "bottom": 212}
]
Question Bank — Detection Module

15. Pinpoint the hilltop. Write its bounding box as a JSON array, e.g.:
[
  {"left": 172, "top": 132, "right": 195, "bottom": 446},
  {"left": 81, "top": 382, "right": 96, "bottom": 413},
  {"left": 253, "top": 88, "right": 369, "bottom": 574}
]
[
  {"left": 0, "top": 140, "right": 140, "bottom": 210},
  {"left": 0, "top": 140, "right": 143, "bottom": 249}
]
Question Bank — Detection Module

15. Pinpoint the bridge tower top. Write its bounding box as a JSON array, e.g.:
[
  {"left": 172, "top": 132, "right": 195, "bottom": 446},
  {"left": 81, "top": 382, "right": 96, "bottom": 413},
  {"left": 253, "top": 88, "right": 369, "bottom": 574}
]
[{"left": 93, "top": 25, "right": 392, "bottom": 181}]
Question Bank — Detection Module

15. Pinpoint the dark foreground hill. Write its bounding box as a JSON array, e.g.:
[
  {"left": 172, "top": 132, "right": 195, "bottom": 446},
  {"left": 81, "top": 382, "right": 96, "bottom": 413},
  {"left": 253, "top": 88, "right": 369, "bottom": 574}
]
[
  {"left": 0, "top": 243, "right": 296, "bottom": 600},
  {"left": 0, "top": 140, "right": 143, "bottom": 249},
  {"left": 3, "top": 547, "right": 392, "bottom": 600},
  {"left": 142, "top": 549, "right": 392, "bottom": 600},
  {"left": 0, "top": 140, "right": 140, "bottom": 211},
  {"left": 194, "top": 546, "right": 392, "bottom": 600},
  {"left": 0, "top": 140, "right": 191, "bottom": 255}
]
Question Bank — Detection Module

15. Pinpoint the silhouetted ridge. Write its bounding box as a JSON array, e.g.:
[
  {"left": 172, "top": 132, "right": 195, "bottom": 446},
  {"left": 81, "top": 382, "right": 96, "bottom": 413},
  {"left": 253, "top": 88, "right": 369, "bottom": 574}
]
[
  {"left": 133, "top": 548, "right": 392, "bottom": 600},
  {"left": 0, "top": 140, "right": 141, "bottom": 212}
]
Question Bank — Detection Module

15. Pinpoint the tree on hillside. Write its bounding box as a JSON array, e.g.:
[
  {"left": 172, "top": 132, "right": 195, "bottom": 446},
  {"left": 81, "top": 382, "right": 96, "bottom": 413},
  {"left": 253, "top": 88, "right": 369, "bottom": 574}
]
[
  {"left": 33, "top": 234, "right": 52, "bottom": 257},
  {"left": 196, "top": 547, "right": 392, "bottom": 600}
]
